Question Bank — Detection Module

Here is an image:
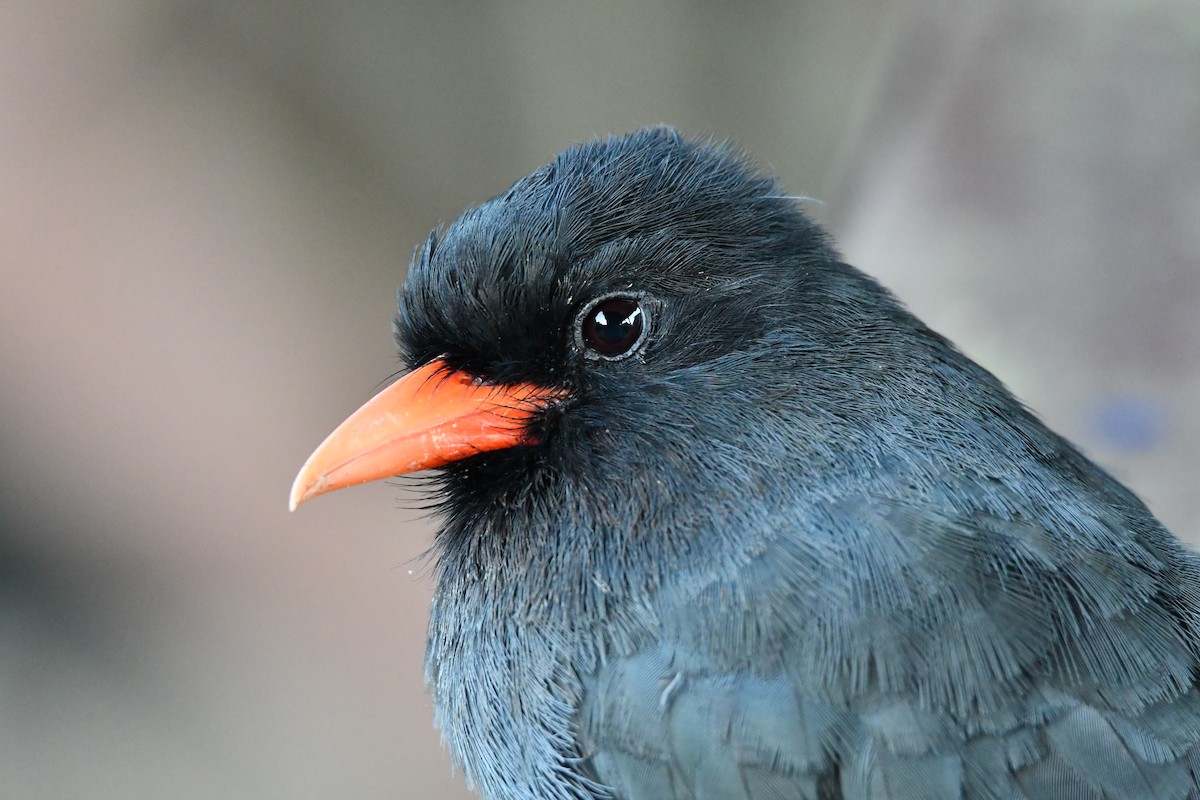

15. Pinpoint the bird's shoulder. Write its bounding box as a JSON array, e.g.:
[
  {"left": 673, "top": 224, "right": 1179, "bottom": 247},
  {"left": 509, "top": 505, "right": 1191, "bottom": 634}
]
[{"left": 578, "top": 493, "right": 1200, "bottom": 799}]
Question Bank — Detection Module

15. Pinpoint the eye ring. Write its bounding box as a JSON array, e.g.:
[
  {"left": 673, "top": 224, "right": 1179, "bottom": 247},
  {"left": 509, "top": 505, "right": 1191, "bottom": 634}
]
[{"left": 575, "top": 292, "right": 651, "bottom": 361}]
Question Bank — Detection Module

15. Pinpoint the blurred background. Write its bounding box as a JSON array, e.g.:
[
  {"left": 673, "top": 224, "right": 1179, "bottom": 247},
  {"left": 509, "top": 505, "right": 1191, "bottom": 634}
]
[{"left": 2, "top": 1, "right": 1197, "bottom": 797}]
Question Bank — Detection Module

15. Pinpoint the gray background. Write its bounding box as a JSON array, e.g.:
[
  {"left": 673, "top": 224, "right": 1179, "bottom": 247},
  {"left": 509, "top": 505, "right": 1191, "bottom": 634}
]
[{"left": 3, "top": 2, "right": 1197, "bottom": 797}]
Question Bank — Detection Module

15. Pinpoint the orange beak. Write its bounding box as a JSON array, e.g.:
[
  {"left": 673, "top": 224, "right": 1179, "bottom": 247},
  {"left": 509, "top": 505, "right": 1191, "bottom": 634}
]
[{"left": 289, "top": 359, "right": 562, "bottom": 510}]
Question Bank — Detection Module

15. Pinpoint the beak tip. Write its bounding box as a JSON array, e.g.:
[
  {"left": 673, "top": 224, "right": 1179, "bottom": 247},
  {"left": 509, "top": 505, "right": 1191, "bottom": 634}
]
[{"left": 289, "top": 470, "right": 313, "bottom": 513}]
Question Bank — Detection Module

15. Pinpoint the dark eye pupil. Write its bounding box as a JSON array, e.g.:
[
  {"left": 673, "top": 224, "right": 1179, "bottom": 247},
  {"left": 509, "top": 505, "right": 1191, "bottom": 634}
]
[{"left": 583, "top": 297, "right": 644, "bottom": 357}]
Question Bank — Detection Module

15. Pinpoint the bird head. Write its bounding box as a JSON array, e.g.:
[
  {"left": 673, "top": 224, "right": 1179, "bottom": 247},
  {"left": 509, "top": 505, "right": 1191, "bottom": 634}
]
[{"left": 290, "top": 128, "right": 961, "bottom": 546}]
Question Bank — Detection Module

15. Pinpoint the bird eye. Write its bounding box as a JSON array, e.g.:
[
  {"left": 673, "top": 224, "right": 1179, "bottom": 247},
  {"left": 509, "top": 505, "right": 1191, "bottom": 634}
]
[{"left": 580, "top": 295, "right": 647, "bottom": 359}]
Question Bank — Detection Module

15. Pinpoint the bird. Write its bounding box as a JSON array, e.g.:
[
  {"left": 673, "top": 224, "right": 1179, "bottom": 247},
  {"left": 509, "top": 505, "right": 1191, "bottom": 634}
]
[{"left": 290, "top": 127, "right": 1200, "bottom": 799}]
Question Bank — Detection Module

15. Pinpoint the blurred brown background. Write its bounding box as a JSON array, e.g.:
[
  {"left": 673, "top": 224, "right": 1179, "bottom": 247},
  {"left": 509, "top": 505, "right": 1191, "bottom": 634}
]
[{"left": 2, "top": 2, "right": 1197, "bottom": 798}]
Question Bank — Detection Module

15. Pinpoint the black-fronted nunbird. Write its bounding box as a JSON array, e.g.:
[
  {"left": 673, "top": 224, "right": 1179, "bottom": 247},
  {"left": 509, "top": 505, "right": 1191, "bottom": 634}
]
[{"left": 291, "top": 128, "right": 1200, "bottom": 799}]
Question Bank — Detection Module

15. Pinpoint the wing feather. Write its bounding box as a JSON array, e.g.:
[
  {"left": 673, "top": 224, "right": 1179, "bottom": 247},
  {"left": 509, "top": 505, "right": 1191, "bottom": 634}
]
[{"left": 579, "top": 498, "right": 1200, "bottom": 798}]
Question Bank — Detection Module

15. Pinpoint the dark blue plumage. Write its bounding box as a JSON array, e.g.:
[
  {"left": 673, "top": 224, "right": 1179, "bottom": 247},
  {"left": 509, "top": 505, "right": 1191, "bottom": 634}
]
[{"left": 391, "top": 128, "right": 1200, "bottom": 799}]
